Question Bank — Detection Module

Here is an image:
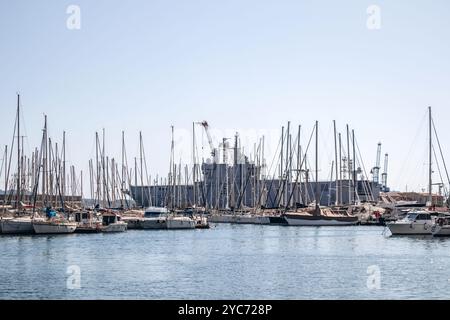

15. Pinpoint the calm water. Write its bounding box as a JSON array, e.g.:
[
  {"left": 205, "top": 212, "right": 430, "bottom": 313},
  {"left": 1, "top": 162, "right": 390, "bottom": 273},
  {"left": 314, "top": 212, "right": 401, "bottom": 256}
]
[{"left": 1, "top": 224, "right": 450, "bottom": 300}]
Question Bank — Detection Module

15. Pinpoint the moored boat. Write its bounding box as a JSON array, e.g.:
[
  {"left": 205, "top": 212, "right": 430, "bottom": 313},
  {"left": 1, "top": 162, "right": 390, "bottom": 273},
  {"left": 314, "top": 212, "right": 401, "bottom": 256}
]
[
  {"left": 100, "top": 211, "right": 127, "bottom": 232},
  {"left": 166, "top": 215, "right": 195, "bottom": 229},
  {"left": 431, "top": 215, "right": 450, "bottom": 237},
  {"left": 0, "top": 216, "right": 34, "bottom": 234},
  {"left": 387, "top": 211, "right": 435, "bottom": 235}
]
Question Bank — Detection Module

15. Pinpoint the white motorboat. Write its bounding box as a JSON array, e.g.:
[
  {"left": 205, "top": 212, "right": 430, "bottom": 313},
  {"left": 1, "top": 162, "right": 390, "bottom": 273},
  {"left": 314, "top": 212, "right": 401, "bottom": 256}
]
[
  {"left": 1, "top": 216, "right": 34, "bottom": 234},
  {"left": 166, "top": 216, "right": 196, "bottom": 229},
  {"left": 431, "top": 215, "right": 450, "bottom": 237},
  {"left": 387, "top": 211, "right": 435, "bottom": 235}
]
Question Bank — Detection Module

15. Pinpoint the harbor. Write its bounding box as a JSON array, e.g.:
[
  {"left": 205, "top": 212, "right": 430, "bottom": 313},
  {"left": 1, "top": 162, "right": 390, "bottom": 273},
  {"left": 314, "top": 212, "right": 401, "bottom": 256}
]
[
  {"left": 1, "top": 96, "right": 449, "bottom": 236},
  {"left": 2, "top": 1, "right": 450, "bottom": 303}
]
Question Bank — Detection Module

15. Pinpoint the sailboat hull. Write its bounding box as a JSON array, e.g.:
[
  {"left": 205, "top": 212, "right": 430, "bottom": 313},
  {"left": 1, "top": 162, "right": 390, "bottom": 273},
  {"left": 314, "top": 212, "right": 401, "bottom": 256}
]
[
  {"left": 284, "top": 214, "right": 359, "bottom": 226},
  {"left": 33, "top": 222, "right": 77, "bottom": 234},
  {"left": 1, "top": 218, "right": 34, "bottom": 234},
  {"left": 140, "top": 217, "right": 167, "bottom": 229},
  {"left": 166, "top": 217, "right": 195, "bottom": 229},
  {"left": 101, "top": 222, "right": 127, "bottom": 233}
]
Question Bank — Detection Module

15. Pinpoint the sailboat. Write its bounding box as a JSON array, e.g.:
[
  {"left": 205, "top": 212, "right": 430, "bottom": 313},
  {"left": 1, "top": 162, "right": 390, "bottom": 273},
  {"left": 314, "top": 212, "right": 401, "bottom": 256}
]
[
  {"left": 283, "top": 121, "right": 358, "bottom": 226},
  {"left": 387, "top": 107, "right": 447, "bottom": 236},
  {"left": 1, "top": 94, "right": 34, "bottom": 234},
  {"left": 30, "top": 115, "right": 77, "bottom": 234},
  {"left": 165, "top": 126, "right": 196, "bottom": 230},
  {"left": 33, "top": 209, "right": 77, "bottom": 234}
]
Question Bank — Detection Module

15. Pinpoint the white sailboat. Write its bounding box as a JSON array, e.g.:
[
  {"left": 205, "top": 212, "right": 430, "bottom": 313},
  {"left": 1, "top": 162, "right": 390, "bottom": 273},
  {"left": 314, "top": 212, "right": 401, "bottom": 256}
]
[{"left": 33, "top": 218, "right": 77, "bottom": 234}]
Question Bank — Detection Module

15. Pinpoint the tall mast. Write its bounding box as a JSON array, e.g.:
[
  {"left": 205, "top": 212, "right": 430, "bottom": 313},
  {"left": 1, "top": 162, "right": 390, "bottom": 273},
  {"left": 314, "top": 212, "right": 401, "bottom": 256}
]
[
  {"left": 346, "top": 125, "right": 351, "bottom": 204},
  {"left": 121, "top": 131, "right": 125, "bottom": 203},
  {"left": 3, "top": 145, "right": 7, "bottom": 211},
  {"left": 280, "top": 126, "right": 284, "bottom": 207},
  {"left": 139, "top": 131, "right": 144, "bottom": 208},
  {"left": 43, "top": 115, "right": 48, "bottom": 206},
  {"left": 95, "top": 132, "right": 99, "bottom": 206},
  {"left": 62, "top": 131, "right": 66, "bottom": 201},
  {"left": 16, "top": 94, "right": 21, "bottom": 208},
  {"left": 352, "top": 129, "right": 356, "bottom": 205},
  {"left": 192, "top": 122, "right": 196, "bottom": 207},
  {"left": 296, "top": 125, "right": 301, "bottom": 206},
  {"left": 428, "top": 106, "right": 433, "bottom": 205},
  {"left": 338, "top": 133, "right": 343, "bottom": 204},
  {"left": 333, "top": 120, "right": 339, "bottom": 205},
  {"left": 315, "top": 121, "right": 320, "bottom": 214}
]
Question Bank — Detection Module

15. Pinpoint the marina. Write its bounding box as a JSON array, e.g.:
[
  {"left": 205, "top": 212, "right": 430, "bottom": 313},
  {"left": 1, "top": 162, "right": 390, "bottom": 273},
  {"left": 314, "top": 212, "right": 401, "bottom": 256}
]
[{"left": 2, "top": 1, "right": 450, "bottom": 303}]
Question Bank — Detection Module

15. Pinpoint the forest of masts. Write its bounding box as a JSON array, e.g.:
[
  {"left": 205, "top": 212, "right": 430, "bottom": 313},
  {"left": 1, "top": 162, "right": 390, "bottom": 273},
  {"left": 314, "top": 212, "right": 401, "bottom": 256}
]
[{"left": 2, "top": 94, "right": 384, "bottom": 212}]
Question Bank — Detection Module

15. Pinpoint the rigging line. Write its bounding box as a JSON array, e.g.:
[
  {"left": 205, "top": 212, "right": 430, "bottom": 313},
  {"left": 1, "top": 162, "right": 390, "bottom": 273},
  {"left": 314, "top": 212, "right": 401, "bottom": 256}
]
[
  {"left": 260, "top": 132, "right": 283, "bottom": 211},
  {"left": 432, "top": 144, "right": 448, "bottom": 198},
  {"left": 393, "top": 109, "right": 428, "bottom": 187},
  {"left": 432, "top": 117, "right": 450, "bottom": 189},
  {"left": 354, "top": 137, "right": 374, "bottom": 201},
  {"left": 285, "top": 125, "right": 315, "bottom": 211}
]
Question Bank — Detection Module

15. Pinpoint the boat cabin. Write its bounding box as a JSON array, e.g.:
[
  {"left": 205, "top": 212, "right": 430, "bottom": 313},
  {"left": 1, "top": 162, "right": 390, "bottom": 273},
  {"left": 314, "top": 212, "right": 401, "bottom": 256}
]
[
  {"left": 144, "top": 207, "right": 168, "bottom": 218},
  {"left": 404, "top": 212, "right": 432, "bottom": 222},
  {"left": 102, "top": 212, "right": 121, "bottom": 226}
]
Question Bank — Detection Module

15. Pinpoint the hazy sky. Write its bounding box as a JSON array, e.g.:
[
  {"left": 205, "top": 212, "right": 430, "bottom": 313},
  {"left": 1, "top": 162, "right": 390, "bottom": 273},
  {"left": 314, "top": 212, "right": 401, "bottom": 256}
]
[{"left": 1, "top": 0, "right": 450, "bottom": 195}]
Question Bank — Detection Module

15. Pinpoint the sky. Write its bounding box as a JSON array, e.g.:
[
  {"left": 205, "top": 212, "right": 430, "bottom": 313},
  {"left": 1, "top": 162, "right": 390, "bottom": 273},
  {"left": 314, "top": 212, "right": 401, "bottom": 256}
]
[{"left": 1, "top": 0, "right": 450, "bottom": 195}]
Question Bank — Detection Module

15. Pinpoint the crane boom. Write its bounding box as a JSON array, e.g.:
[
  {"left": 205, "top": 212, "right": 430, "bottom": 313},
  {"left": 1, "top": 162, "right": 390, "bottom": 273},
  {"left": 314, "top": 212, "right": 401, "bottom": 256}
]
[{"left": 196, "top": 121, "right": 217, "bottom": 161}]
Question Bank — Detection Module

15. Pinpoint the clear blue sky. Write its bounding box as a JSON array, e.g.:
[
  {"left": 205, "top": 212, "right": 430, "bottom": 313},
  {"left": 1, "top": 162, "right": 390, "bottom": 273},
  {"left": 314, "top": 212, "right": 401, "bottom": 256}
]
[{"left": 1, "top": 0, "right": 450, "bottom": 194}]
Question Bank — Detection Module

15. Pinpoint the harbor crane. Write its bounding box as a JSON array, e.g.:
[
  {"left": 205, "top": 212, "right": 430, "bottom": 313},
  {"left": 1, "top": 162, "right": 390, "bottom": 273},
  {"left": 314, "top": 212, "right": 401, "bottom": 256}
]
[
  {"left": 371, "top": 143, "right": 382, "bottom": 184},
  {"left": 196, "top": 121, "right": 218, "bottom": 162},
  {"left": 381, "top": 153, "right": 389, "bottom": 191}
]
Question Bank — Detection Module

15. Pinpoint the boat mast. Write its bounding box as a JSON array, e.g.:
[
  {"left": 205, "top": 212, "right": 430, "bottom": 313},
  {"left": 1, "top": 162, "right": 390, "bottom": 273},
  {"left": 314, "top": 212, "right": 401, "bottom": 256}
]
[
  {"left": 3, "top": 145, "right": 7, "bottom": 211},
  {"left": 62, "top": 131, "right": 66, "bottom": 203},
  {"left": 121, "top": 131, "right": 125, "bottom": 207},
  {"left": 139, "top": 131, "right": 144, "bottom": 208},
  {"left": 352, "top": 129, "right": 357, "bottom": 205},
  {"left": 315, "top": 121, "right": 320, "bottom": 215},
  {"left": 333, "top": 120, "right": 339, "bottom": 205},
  {"left": 428, "top": 106, "right": 433, "bottom": 206},
  {"left": 16, "top": 94, "right": 21, "bottom": 209},
  {"left": 192, "top": 122, "right": 196, "bottom": 208},
  {"left": 346, "top": 125, "right": 351, "bottom": 204}
]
